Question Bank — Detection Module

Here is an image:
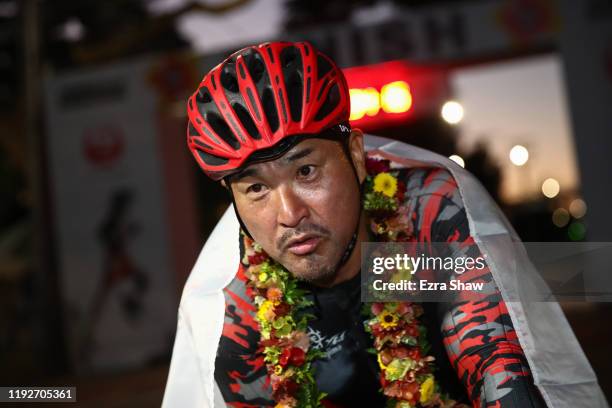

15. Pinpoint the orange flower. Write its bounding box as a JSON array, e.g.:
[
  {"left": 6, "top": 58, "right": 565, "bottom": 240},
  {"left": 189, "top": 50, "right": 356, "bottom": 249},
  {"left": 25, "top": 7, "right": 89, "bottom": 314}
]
[{"left": 267, "top": 287, "right": 283, "bottom": 302}]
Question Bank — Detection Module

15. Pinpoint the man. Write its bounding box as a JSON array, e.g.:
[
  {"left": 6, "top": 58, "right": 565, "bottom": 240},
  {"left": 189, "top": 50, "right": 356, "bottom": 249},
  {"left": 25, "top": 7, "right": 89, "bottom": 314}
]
[{"left": 162, "top": 42, "right": 607, "bottom": 407}]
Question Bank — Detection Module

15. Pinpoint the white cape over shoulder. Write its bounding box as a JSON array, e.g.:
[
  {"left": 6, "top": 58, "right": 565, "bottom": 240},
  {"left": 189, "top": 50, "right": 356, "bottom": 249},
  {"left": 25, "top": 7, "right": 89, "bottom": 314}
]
[{"left": 162, "top": 135, "right": 608, "bottom": 408}]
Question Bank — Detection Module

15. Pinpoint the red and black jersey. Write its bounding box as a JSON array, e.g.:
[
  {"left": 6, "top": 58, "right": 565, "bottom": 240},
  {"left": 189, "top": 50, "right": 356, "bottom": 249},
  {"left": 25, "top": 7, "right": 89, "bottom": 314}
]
[{"left": 214, "top": 167, "right": 547, "bottom": 408}]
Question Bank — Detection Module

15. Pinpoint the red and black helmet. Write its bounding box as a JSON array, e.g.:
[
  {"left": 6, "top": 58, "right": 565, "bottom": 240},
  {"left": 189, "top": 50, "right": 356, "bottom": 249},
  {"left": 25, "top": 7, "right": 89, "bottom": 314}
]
[{"left": 186, "top": 41, "right": 351, "bottom": 180}]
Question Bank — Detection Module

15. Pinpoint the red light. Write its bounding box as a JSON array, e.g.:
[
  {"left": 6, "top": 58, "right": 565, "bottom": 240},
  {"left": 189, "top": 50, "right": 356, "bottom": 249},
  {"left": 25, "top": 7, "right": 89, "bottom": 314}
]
[
  {"left": 342, "top": 60, "right": 449, "bottom": 131},
  {"left": 349, "top": 87, "right": 380, "bottom": 121},
  {"left": 380, "top": 81, "right": 412, "bottom": 114}
]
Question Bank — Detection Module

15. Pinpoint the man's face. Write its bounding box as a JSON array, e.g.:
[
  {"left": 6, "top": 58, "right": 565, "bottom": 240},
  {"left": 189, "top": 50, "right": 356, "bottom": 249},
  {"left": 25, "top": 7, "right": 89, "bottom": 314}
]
[{"left": 228, "top": 133, "right": 365, "bottom": 284}]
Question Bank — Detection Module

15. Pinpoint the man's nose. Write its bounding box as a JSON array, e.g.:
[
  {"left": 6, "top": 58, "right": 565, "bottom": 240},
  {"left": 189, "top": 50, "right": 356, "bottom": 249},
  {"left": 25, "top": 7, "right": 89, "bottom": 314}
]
[{"left": 276, "top": 185, "right": 308, "bottom": 228}]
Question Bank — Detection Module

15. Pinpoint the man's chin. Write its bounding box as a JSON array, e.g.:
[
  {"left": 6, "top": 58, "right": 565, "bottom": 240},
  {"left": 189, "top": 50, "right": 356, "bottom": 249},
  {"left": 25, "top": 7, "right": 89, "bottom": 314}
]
[
  {"left": 283, "top": 257, "right": 338, "bottom": 285},
  {"left": 294, "top": 269, "right": 338, "bottom": 286}
]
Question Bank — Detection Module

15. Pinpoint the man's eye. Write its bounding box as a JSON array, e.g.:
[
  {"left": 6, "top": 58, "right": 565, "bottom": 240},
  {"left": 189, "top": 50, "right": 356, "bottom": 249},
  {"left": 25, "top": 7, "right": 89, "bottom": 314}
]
[
  {"left": 297, "top": 165, "right": 315, "bottom": 178},
  {"left": 247, "top": 183, "right": 264, "bottom": 194}
]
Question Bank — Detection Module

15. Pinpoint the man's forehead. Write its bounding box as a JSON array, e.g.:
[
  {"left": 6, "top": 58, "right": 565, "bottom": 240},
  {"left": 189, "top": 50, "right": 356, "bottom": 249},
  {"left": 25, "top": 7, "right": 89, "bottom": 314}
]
[
  {"left": 233, "top": 138, "right": 340, "bottom": 180},
  {"left": 278, "top": 138, "right": 338, "bottom": 160}
]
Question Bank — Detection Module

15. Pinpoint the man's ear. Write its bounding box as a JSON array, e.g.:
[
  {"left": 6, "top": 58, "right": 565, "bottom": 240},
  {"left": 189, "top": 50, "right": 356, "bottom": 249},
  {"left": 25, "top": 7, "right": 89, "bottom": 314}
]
[{"left": 348, "top": 128, "right": 367, "bottom": 183}]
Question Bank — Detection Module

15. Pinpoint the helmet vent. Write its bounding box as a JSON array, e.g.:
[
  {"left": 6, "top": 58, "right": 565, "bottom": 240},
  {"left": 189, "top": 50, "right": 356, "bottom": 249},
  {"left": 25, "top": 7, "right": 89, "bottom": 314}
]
[
  {"left": 281, "top": 46, "right": 299, "bottom": 68},
  {"left": 188, "top": 122, "right": 198, "bottom": 136},
  {"left": 317, "top": 54, "right": 333, "bottom": 80},
  {"left": 316, "top": 78, "right": 329, "bottom": 101},
  {"left": 281, "top": 46, "right": 303, "bottom": 123},
  {"left": 221, "top": 67, "right": 239, "bottom": 93},
  {"left": 315, "top": 83, "right": 340, "bottom": 121},
  {"left": 262, "top": 88, "right": 280, "bottom": 133},
  {"left": 196, "top": 87, "right": 212, "bottom": 104},
  {"left": 245, "top": 52, "right": 265, "bottom": 84},
  {"left": 266, "top": 46, "right": 275, "bottom": 63},
  {"left": 206, "top": 112, "right": 240, "bottom": 150},
  {"left": 196, "top": 149, "right": 229, "bottom": 166},
  {"left": 287, "top": 73, "right": 303, "bottom": 122},
  {"left": 233, "top": 103, "right": 261, "bottom": 140}
]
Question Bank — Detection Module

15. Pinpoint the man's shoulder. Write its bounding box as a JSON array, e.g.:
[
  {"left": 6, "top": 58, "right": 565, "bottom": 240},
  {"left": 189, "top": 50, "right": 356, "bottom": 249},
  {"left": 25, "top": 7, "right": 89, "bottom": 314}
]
[
  {"left": 397, "top": 167, "right": 470, "bottom": 240},
  {"left": 398, "top": 166, "right": 463, "bottom": 207},
  {"left": 217, "top": 265, "right": 260, "bottom": 355}
]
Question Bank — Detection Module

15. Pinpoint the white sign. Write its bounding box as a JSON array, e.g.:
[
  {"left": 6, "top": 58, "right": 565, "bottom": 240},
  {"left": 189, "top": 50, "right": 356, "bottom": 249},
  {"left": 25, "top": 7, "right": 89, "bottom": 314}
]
[{"left": 45, "top": 59, "right": 177, "bottom": 372}]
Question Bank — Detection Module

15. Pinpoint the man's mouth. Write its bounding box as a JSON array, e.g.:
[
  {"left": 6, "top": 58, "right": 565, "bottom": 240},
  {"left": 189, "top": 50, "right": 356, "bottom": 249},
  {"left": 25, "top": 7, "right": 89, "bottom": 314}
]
[{"left": 286, "top": 235, "right": 322, "bottom": 256}]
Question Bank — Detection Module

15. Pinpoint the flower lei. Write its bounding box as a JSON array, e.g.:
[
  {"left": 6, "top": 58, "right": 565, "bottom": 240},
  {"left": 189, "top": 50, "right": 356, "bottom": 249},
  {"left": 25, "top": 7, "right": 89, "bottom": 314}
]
[{"left": 241, "top": 157, "right": 466, "bottom": 408}]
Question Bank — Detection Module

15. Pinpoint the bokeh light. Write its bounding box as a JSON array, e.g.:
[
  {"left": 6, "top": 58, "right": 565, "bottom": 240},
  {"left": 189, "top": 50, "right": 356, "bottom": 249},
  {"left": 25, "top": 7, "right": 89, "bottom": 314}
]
[
  {"left": 380, "top": 81, "right": 412, "bottom": 114},
  {"left": 441, "top": 101, "right": 464, "bottom": 124},
  {"left": 509, "top": 144, "right": 529, "bottom": 166},
  {"left": 552, "top": 208, "right": 570, "bottom": 227},
  {"left": 448, "top": 154, "right": 465, "bottom": 168},
  {"left": 569, "top": 198, "right": 587, "bottom": 218},
  {"left": 568, "top": 221, "right": 586, "bottom": 241},
  {"left": 349, "top": 87, "right": 380, "bottom": 120},
  {"left": 541, "top": 178, "right": 560, "bottom": 198}
]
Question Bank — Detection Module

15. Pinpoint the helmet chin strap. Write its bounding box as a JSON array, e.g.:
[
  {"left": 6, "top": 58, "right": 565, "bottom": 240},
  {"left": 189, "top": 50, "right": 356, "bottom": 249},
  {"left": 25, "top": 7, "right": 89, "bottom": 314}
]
[
  {"left": 333, "top": 223, "right": 359, "bottom": 273},
  {"left": 332, "top": 140, "right": 364, "bottom": 273},
  {"left": 228, "top": 190, "right": 254, "bottom": 240}
]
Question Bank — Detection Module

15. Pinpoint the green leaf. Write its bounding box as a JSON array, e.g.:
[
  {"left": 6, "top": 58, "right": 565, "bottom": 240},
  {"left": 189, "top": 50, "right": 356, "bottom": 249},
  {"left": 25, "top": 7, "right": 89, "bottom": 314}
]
[
  {"left": 400, "top": 336, "right": 417, "bottom": 346},
  {"left": 384, "top": 358, "right": 416, "bottom": 381}
]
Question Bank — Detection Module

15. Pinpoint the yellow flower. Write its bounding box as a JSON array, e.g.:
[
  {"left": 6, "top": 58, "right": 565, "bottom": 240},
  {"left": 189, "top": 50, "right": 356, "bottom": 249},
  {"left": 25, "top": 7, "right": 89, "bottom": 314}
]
[
  {"left": 275, "top": 397, "right": 297, "bottom": 408},
  {"left": 274, "top": 364, "right": 283, "bottom": 375},
  {"left": 373, "top": 172, "right": 398, "bottom": 197},
  {"left": 384, "top": 358, "right": 414, "bottom": 381},
  {"left": 419, "top": 376, "right": 435, "bottom": 404},
  {"left": 257, "top": 300, "right": 275, "bottom": 322},
  {"left": 258, "top": 272, "right": 268, "bottom": 282},
  {"left": 378, "top": 310, "right": 399, "bottom": 330}
]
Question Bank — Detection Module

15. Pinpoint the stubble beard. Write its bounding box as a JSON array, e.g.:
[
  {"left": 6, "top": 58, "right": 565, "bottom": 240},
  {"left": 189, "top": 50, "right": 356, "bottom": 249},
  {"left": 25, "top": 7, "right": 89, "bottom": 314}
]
[
  {"left": 281, "top": 244, "right": 343, "bottom": 286},
  {"left": 293, "top": 257, "right": 337, "bottom": 285}
]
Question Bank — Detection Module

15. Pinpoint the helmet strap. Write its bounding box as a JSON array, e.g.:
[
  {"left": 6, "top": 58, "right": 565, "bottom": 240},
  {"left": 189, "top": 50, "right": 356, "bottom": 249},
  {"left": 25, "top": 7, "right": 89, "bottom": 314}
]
[
  {"left": 333, "top": 137, "right": 364, "bottom": 271},
  {"left": 225, "top": 185, "right": 254, "bottom": 239}
]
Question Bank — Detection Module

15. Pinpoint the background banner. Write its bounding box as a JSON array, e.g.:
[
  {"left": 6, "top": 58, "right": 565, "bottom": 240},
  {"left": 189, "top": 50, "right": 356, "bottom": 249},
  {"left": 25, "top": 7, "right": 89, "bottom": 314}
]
[{"left": 44, "top": 59, "right": 178, "bottom": 372}]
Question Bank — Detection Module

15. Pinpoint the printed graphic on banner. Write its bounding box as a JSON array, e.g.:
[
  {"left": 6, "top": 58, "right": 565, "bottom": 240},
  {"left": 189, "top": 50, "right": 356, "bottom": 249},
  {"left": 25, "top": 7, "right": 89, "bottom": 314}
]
[{"left": 45, "top": 59, "right": 176, "bottom": 372}]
